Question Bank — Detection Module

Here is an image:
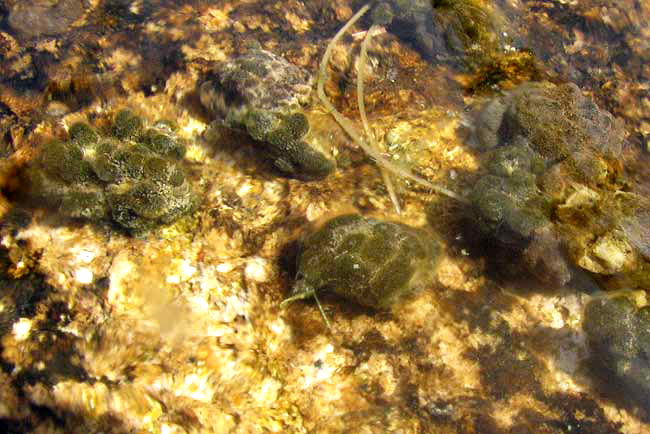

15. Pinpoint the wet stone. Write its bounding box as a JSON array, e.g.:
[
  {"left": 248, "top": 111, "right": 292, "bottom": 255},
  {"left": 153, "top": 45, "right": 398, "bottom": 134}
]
[
  {"left": 19, "top": 110, "right": 197, "bottom": 233},
  {"left": 584, "top": 295, "right": 650, "bottom": 411},
  {"left": 8, "top": 0, "right": 84, "bottom": 39},
  {"left": 287, "top": 214, "right": 441, "bottom": 311},
  {"left": 471, "top": 81, "right": 631, "bottom": 286},
  {"left": 200, "top": 47, "right": 334, "bottom": 180}
]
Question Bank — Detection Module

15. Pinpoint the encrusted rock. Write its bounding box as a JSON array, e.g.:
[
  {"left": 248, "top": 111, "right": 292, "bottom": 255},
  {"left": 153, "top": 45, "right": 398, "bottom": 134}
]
[
  {"left": 200, "top": 47, "right": 335, "bottom": 180},
  {"left": 285, "top": 214, "right": 441, "bottom": 311},
  {"left": 584, "top": 294, "right": 650, "bottom": 411},
  {"left": 470, "top": 81, "right": 635, "bottom": 286},
  {"left": 19, "top": 109, "right": 197, "bottom": 232}
]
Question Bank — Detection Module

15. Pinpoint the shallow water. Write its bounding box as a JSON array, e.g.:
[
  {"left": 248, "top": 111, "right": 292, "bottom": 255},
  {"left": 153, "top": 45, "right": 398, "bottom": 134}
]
[{"left": 0, "top": 1, "right": 650, "bottom": 433}]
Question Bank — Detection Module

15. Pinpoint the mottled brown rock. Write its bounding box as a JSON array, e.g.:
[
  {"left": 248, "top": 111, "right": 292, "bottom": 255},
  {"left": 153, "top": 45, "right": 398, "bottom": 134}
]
[{"left": 8, "top": 0, "right": 84, "bottom": 39}]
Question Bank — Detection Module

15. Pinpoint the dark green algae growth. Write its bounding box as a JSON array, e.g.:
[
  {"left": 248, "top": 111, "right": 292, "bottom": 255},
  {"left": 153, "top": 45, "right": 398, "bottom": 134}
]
[
  {"left": 385, "top": 0, "right": 498, "bottom": 66},
  {"left": 584, "top": 295, "right": 650, "bottom": 412},
  {"left": 284, "top": 214, "right": 441, "bottom": 314},
  {"left": 200, "top": 47, "right": 335, "bottom": 181},
  {"left": 467, "top": 80, "right": 650, "bottom": 414},
  {"left": 469, "top": 81, "right": 628, "bottom": 286},
  {"left": 19, "top": 109, "right": 197, "bottom": 232}
]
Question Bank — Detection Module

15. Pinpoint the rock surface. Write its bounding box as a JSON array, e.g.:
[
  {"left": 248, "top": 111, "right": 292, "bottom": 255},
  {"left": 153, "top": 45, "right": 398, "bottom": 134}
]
[
  {"left": 8, "top": 0, "right": 85, "bottom": 39},
  {"left": 0, "top": 0, "right": 649, "bottom": 432},
  {"left": 584, "top": 294, "right": 650, "bottom": 412},
  {"left": 200, "top": 47, "right": 335, "bottom": 180},
  {"left": 470, "top": 81, "right": 644, "bottom": 286}
]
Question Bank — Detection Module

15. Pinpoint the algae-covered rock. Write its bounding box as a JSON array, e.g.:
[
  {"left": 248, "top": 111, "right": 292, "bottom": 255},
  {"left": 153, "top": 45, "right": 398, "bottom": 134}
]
[
  {"left": 471, "top": 81, "right": 631, "bottom": 286},
  {"left": 285, "top": 214, "right": 441, "bottom": 311},
  {"left": 475, "top": 82, "right": 624, "bottom": 158},
  {"left": 497, "top": 82, "right": 623, "bottom": 161},
  {"left": 584, "top": 295, "right": 650, "bottom": 410},
  {"left": 386, "top": 0, "right": 497, "bottom": 64},
  {"left": 199, "top": 47, "right": 334, "bottom": 180},
  {"left": 113, "top": 108, "right": 144, "bottom": 140},
  {"left": 470, "top": 173, "right": 549, "bottom": 241},
  {"left": 21, "top": 110, "right": 197, "bottom": 232},
  {"left": 39, "top": 139, "right": 97, "bottom": 184}
]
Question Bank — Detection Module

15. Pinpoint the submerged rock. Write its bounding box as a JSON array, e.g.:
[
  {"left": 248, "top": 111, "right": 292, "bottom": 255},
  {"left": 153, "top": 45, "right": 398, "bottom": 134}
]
[
  {"left": 385, "top": 0, "right": 497, "bottom": 64},
  {"left": 200, "top": 47, "right": 335, "bottom": 180},
  {"left": 285, "top": 214, "right": 441, "bottom": 311},
  {"left": 584, "top": 294, "right": 650, "bottom": 411},
  {"left": 470, "top": 81, "right": 636, "bottom": 286},
  {"left": 8, "top": 0, "right": 84, "bottom": 39},
  {"left": 20, "top": 109, "right": 197, "bottom": 232}
]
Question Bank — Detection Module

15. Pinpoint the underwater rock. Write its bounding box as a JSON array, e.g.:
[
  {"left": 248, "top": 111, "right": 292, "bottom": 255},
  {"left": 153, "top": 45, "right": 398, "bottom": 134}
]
[
  {"left": 471, "top": 81, "right": 631, "bottom": 286},
  {"left": 622, "top": 207, "right": 650, "bottom": 261},
  {"left": 475, "top": 82, "right": 624, "bottom": 158},
  {"left": 284, "top": 214, "right": 441, "bottom": 311},
  {"left": 8, "top": 0, "right": 84, "bottom": 39},
  {"left": 20, "top": 109, "right": 197, "bottom": 232},
  {"left": 584, "top": 295, "right": 650, "bottom": 411},
  {"left": 385, "top": 0, "right": 496, "bottom": 64},
  {"left": 200, "top": 47, "right": 335, "bottom": 180}
]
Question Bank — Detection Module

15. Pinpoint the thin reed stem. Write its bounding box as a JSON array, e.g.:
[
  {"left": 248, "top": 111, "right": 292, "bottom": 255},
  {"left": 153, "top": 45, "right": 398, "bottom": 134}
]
[
  {"left": 317, "top": 3, "right": 467, "bottom": 203},
  {"left": 358, "top": 25, "right": 402, "bottom": 214}
]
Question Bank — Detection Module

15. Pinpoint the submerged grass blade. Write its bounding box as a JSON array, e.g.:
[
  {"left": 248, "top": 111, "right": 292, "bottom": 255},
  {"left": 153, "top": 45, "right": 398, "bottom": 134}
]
[
  {"left": 313, "top": 292, "right": 333, "bottom": 331},
  {"left": 318, "top": 3, "right": 468, "bottom": 203},
  {"left": 358, "top": 24, "right": 402, "bottom": 215}
]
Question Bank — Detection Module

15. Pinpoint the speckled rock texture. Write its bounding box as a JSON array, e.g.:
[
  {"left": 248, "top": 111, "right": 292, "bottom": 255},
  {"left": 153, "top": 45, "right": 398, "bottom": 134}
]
[
  {"left": 0, "top": 0, "right": 649, "bottom": 433},
  {"left": 19, "top": 109, "right": 197, "bottom": 232},
  {"left": 200, "top": 47, "right": 335, "bottom": 180},
  {"left": 584, "top": 294, "right": 650, "bottom": 412},
  {"left": 287, "top": 214, "right": 440, "bottom": 310},
  {"left": 470, "top": 81, "right": 647, "bottom": 287}
]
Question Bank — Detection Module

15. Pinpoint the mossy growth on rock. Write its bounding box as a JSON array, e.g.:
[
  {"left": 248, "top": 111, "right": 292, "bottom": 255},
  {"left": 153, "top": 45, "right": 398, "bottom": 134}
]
[
  {"left": 20, "top": 109, "right": 198, "bottom": 233},
  {"left": 584, "top": 294, "right": 650, "bottom": 412},
  {"left": 466, "top": 50, "right": 544, "bottom": 93},
  {"left": 243, "top": 110, "right": 333, "bottom": 178},
  {"left": 199, "top": 47, "right": 335, "bottom": 181},
  {"left": 282, "top": 214, "right": 441, "bottom": 327},
  {"left": 470, "top": 81, "right": 632, "bottom": 286},
  {"left": 386, "top": 0, "right": 499, "bottom": 65}
]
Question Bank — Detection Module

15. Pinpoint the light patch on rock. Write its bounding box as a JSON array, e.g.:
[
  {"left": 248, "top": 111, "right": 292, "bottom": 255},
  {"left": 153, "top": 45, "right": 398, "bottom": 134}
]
[
  {"left": 266, "top": 318, "right": 290, "bottom": 352},
  {"left": 591, "top": 232, "right": 633, "bottom": 273},
  {"left": 245, "top": 257, "right": 269, "bottom": 283},
  {"left": 300, "top": 343, "right": 337, "bottom": 390},
  {"left": 216, "top": 262, "right": 234, "bottom": 273},
  {"left": 107, "top": 251, "right": 135, "bottom": 308},
  {"left": 250, "top": 377, "right": 281, "bottom": 406},
  {"left": 166, "top": 274, "right": 180, "bottom": 284},
  {"left": 199, "top": 6, "right": 234, "bottom": 32},
  {"left": 177, "top": 370, "right": 217, "bottom": 402},
  {"left": 166, "top": 259, "right": 197, "bottom": 285},
  {"left": 12, "top": 318, "right": 32, "bottom": 341},
  {"left": 76, "top": 249, "right": 95, "bottom": 264},
  {"left": 75, "top": 267, "right": 93, "bottom": 284},
  {"left": 306, "top": 202, "right": 327, "bottom": 221},
  {"left": 283, "top": 10, "right": 310, "bottom": 33}
]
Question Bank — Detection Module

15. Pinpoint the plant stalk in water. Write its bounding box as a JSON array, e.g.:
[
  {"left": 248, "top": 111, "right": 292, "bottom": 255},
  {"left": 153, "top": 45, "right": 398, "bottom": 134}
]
[{"left": 317, "top": 3, "right": 467, "bottom": 204}]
